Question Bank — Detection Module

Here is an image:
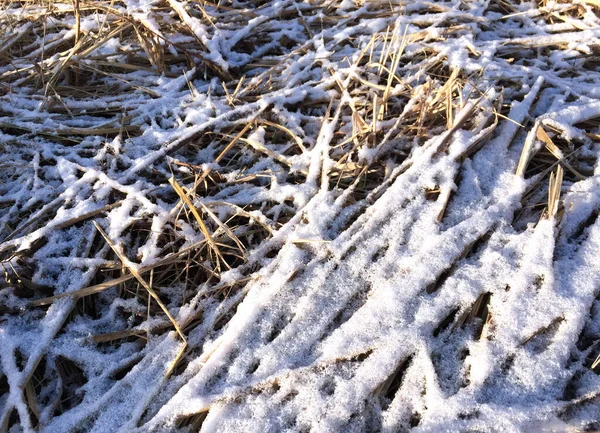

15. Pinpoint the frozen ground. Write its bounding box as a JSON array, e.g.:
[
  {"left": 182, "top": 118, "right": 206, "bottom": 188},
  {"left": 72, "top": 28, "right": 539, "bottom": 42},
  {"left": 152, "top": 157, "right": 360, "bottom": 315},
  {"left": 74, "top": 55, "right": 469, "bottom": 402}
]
[{"left": 1, "top": 0, "right": 600, "bottom": 431}]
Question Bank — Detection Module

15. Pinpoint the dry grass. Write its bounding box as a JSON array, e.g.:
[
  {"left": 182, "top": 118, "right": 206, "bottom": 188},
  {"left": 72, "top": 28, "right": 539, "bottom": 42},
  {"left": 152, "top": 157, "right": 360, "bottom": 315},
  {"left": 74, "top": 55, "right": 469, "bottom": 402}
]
[{"left": 0, "top": 0, "right": 599, "bottom": 431}]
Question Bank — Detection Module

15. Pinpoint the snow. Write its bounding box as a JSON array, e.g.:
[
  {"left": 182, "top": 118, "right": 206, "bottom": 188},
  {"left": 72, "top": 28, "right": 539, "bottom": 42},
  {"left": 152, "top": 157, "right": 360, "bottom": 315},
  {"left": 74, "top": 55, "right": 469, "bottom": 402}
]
[{"left": 1, "top": 0, "right": 600, "bottom": 431}]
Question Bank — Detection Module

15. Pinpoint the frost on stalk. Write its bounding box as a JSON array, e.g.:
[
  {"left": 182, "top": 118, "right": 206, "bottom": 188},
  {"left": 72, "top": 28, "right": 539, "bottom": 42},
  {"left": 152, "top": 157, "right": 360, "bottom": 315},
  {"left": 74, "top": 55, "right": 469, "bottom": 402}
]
[{"left": 1, "top": 1, "right": 600, "bottom": 432}]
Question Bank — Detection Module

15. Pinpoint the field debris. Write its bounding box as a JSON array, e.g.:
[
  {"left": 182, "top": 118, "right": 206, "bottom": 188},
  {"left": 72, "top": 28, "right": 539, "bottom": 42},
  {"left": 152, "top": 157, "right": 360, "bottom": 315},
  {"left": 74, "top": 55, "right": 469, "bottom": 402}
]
[{"left": 1, "top": 0, "right": 600, "bottom": 431}]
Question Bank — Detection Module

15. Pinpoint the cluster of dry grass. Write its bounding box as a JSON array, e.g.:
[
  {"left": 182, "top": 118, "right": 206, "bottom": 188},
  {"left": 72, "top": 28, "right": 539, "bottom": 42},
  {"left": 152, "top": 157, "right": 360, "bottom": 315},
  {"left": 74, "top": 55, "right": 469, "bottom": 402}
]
[{"left": 1, "top": 0, "right": 600, "bottom": 431}]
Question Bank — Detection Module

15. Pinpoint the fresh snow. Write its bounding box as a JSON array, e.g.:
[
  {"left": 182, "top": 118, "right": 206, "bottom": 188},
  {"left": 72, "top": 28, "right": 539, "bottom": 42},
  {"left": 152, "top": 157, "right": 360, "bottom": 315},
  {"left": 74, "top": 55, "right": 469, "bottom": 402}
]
[{"left": 1, "top": 0, "right": 600, "bottom": 432}]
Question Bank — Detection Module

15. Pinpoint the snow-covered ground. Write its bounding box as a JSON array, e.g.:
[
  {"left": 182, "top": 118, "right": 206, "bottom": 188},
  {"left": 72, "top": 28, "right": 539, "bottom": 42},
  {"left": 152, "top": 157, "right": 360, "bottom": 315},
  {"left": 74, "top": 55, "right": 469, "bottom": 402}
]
[{"left": 1, "top": 0, "right": 600, "bottom": 431}]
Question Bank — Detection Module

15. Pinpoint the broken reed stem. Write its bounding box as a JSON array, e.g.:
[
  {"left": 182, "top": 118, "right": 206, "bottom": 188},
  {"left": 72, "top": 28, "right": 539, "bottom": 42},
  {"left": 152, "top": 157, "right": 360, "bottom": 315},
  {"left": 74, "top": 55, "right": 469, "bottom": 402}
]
[
  {"left": 536, "top": 126, "right": 585, "bottom": 180},
  {"left": 188, "top": 116, "right": 258, "bottom": 192},
  {"left": 3, "top": 1, "right": 599, "bottom": 427},
  {"left": 169, "top": 176, "right": 229, "bottom": 270},
  {"left": 516, "top": 120, "right": 541, "bottom": 177},
  {"left": 258, "top": 119, "right": 306, "bottom": 152},
  {"left": 547, "top": 165, "right": 563, "bottom": 219},
  {"left": 27, "top": 238, "right": 210, "bottom": 308},
  {"left": 73, "top": 0, "right": 81, "bottom": 44},
  {"left": 195, "top": 199, "right": 246, "bottom": 255},
  {"left": 93, "top": 221, "right": 187, "bottom": 377}
]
